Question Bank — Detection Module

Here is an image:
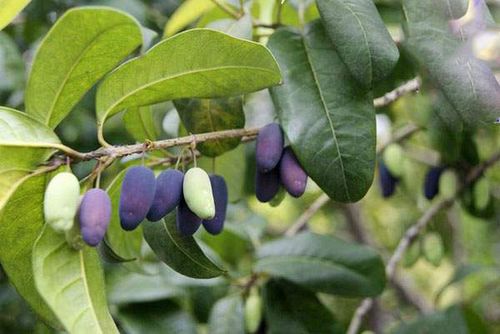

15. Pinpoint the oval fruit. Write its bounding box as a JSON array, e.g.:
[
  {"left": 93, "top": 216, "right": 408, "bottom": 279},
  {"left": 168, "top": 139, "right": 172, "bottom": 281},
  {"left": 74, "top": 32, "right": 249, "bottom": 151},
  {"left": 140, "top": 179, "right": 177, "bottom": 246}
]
[
  {"left": 244, "top": 291, "right": 263, "bottom": 333},
  {"left": 402, "top": 240, "right": 421, "bottom": 268},
  {"left": 79, "top": 189, "right": 112, "bottom": 247},
  {"left": 202, "top": 175, "right": 228, "bottom": 235},
  {"left": 383, "top": 143, "right": 404, "bottom": 177},
  {"left": 176, "top": 198, "right": 202, "bottom": 236},
  {"left": 279, "top": 147, "right": 307, "bottom": 198},
  {"left": 269, "top": 187, "right": 286, "bottom": 207},
  {"left": 439, "top": 170, "right": 459, "bottom": 200},
  {"left": 44, "top": 172, "right": 80, "bottom": 233},
  {"left": 422, "top": 232, "right": 444, "bottom": 267},
  {"left": 255, "top": 168, "right": 280, "bottom": 203},
  {"left": 473, "top": 177, "right": 490, "bottom": 210},
  {"left": 256, "top": 123, "right": 284, "bottom": 172},
  {"left": 147, "top": 169, "right": 184, "bottom": 222},
  {"left": 119, "top": 166, "right": 156, "bottom": 230},
  {"left": 424, "top": 166, "right": 445, "bottom": 200},
  {"left": 379, "top": 161, "right": 398, "bottom": 198},
  {"left": 183, "top": 167, "right": 215, "bottom": 220}
]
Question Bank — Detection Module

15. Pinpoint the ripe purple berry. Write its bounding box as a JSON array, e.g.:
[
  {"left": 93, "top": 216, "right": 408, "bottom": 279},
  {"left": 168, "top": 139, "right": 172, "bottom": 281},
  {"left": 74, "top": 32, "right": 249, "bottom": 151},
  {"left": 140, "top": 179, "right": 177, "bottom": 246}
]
[
  {"left": 176, "top": 198, "right": 202, "bottom": 236},
  {"left": 424, "top": 167, "right": 445, "bottom": 200},
  {"left": 119, "top": 166, "right": 156, "bottom": 231},
  {"left": 255, "top": 168, "right": 280, "bottom": 203},
  {"left": 256, "top": 123, "right": 284, "bottom": 172},
  {"left": 147, "top": 169, "right": 184, "bottom": 222},
  {"left": 203, "top": 175, "right": 228, "bottom": 235},
  {"left": 379, "top": 161, "right": 398, "bottom": 198},
  {"left": 79, "top": 189, "right": 111, "bottom": 247},
  {"left": 279, "top": 147, "right": 307, "bottom": 198}
]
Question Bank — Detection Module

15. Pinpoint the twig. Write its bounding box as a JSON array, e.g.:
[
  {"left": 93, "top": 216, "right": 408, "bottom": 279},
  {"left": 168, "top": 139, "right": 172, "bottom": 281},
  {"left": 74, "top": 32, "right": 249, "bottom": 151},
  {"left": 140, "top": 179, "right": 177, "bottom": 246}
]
[
  {"left": 347, "top": 150, "right": 500, "bottom": 334},
  {"left": 377, "top": 123, "right": 421, "bottom": 153},
  {"left": 285, "top": 193, "right": 330, "bottom": 237},
  {"left": 373, "top": 77, "right": 421, "bottom": 108}
]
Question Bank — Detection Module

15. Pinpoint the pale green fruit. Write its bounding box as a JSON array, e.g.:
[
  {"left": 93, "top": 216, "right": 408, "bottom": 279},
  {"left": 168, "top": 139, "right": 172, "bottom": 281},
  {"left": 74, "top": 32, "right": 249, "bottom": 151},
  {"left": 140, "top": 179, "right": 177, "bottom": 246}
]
[
  {"left": 422, "top": 232, "right": 444, "bottom": 267},
  {"left": 44, "top": 172, "right": 80, "bottom": 233},
  {"left": 183, "top": 167, "right": 215, "bottom": 219},
  {"left": 473, "top": 177, "right": 490, "bottom": 210},
  {"left": 269, "top": 187, "right": 286, "bottom": 207},
  {"left": 402, "top": 239, "right": 421, "bottom": 268},
  {"left": 383, "top": 143, "right": 405, "bottom": 177},
  {"left": 244, "top": 291, "right": 263, "bottom": 333},
  {"left": 439, "top": 170, "right": 459, "bottom": 199}
]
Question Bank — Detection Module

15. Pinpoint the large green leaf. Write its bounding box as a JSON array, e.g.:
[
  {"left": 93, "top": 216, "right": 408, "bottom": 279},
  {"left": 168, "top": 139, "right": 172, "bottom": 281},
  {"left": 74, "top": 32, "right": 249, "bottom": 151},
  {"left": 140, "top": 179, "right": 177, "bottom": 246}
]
[
  {"left": 263, "top": 279, "right": 342, "bottom": 334},
  {"left": 0, "top": 0, "right": 30, "bottom": 30},
  {"left": 174, "top": 96, "right": 245, "bottom": 157},
  {"left": 25, "top": 7, "right": 143, "bottom": 129},
  {"left": 0, "top": 107, "right": 60, "bottom": 210},
  {"left": 207, "top": 294, "right": 245, "bottom": 334},
  {"left": 32, "top": 226, "right": 118, "bottom": 334},
  {"left": 123, "top": 106, "right": 157, "bottom": 142},
  {"left": 255, "top": 232, "right": 385, "bottom": 297},
  {"left": 0, "top": 172, "right": 59, "bottom": 327},
  {"left": 316, "top": 0, "right": 399, "bottom": 86},
  {"left": 402, "top": 0, "right": 500, "bottom": 126},
  {"left": 269, "top": 21, "right": 375, "bottom": 202},
  {"left": 96, "top": 28, "right": 282, "bottom": 140},
  {"left": 163, "top": 0, "right": 215, "bottom": 38},
  {"left": 143, "top": 212, "right": 225, "bottom": 279}
]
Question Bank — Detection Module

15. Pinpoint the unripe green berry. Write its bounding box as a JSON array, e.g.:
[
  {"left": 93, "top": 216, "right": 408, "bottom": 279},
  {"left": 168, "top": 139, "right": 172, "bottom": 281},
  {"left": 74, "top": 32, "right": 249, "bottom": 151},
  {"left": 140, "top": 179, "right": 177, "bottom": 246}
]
[
  {"left": 269, "top": 187, "right": 286, "bottom": 207},
  {"left": 473, "top": 177, "right": 490, "bottom": 211},
  {"left": 44, "top": 172, "right": 80, "bottom": 233},
  {"left": 402, "top": 240, "right": 421, "bottom": 268},
  {"left": 422, "top": 232, "right": 444, "bottom": 267},
  {"left": 383, "top": 144, "right": 405, "bottom": 178},
  {"left": 183, "top": 167, "right": 215, "bottom": 220},
  {"left": 439, "top": 170, "right": 459, "bottom": 199},
  {"left": 244, "top": 291, "right": 263, "bottom": 333}
]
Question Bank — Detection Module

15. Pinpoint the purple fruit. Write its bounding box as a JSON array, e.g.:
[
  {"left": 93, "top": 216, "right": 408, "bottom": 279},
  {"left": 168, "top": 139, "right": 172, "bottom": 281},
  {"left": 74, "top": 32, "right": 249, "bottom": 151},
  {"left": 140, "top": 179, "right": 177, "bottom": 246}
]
[
  {"left": 147, "top": 169, "right": 184, "bottom": 222},
  {"left": 176, "top": 198, "right": 202, "bottom": 236},
  {"left": 202, "top": 175, "right": 228, "bottom": 235},
  {"left": 256, "top": 123, "right": 284, "bottom": 172},
  {"left": 424, "top": 167, "right": 445, "bottom": 200},
  {"left": 255, "top": 168, "right": 280, "bottom": 203},
  {"left": 79, "top": 189, "right": 111, "bottom": 247},
  {"left": 119, "top": 166, "right": 156, "bottom": 231},
  {"left": 279, "top": 147, "right": 307, "bottom": 198},
  {"left": 379, "top": 161, "right": 398, "bottom": 198}
]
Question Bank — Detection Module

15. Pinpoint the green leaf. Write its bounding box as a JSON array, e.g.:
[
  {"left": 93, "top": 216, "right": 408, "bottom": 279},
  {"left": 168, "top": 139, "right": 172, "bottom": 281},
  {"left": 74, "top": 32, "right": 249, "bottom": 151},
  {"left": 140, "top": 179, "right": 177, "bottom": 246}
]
[
  {"left": 0, "top": 172, "right": 59, "bottom": 327},
  {"left": 208, "top": 294, "right": 245, "bottom": 334},
  {"left": 206, "top": 14, "right": 253, "bottom": 40},
  {"left": 263, "top": 279, "right": 342, "bottom": 334},
  {"left": 0, "top": 31, "right": 25, "bottom": 92},
  {"left": 96, "top": 28, "right": 282, "bottom": 139},
  {"left": 392, "top": 305, "right": 470, "bottom": 334},
  {"left": 435, "top": 264, "right": 483, "bottom": 303},
  {"left": 105, "top": 168, "right": 143, "bottom": 269},
  {"left": 117, "top": 300, "right": 198, "bottom": 334},
  {"left": 143, "top": 212, "right": 225, "bottom": 279},
  {"left": 174, "top": 96, "right": 245, "bottom": 157},
  {"left": 255, "top": 232, "right": 385, "bottom": 297},
  {"left": 402, "top": 0, "right": 500, "bottom": 126},
  {"left": 316, "top": 0, "right": 399, "bottom": 86},
  {"left": 269, "top": 21, "right": 376, "bottom": 202},
  {"left": 0, "top": 107, "right": 60, "bottom": 210},
  {"left": 163, "top": 0, "right": 215, "bottom": 38},
  {"left": 32, "top": 226, "right": 118, "bottom": 334},
  {"left": 0, "top": 0, "right": 30, "bottom": 30},
  {"left": 25, "top": 6, "right": 143, "bottom": 129},
  {"left": 123, "top": 106, "right": 157, "bottom": 142}
]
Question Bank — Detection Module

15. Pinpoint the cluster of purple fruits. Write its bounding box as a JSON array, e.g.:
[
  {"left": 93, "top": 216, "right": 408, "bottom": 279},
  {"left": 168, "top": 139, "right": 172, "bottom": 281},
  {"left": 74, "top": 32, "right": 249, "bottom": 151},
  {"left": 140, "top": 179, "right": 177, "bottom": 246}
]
[{"left": 254, "top": 123, "right": 308, "bottom": 202}]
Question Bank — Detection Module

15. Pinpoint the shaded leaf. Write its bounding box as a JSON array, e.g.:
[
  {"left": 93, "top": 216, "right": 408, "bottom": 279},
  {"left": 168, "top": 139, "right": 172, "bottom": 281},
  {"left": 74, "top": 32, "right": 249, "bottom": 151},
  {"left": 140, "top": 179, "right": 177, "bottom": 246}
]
[
  {"left": 96, "top": 28, "right": 282, "bottom": 138},
  {"left": 255, "top": 232, "right": 385, "bottom": 297},
  {"left": 263, "top": 279, "right": 342, "bottom": 334},
  {"left": 143, "top": 212, "right": 225, "bottom": 279},
  {"left": 123, "top": 106, "right": 157, "bottom": 142},
  {"left": 163, "top": 0, "right": 215, "bottom": 38},
  {"left": 392, "top": 305, "right": 471, "bottom": 334},
  {"left": 206, "top": 14, "right": 253, "bottom": 40},
  {"left": 174, "top": 96, "right": 245, "bottom": 157},
  {"left": 317, "top": 0, "right": 399, "bottom": 86},
  {"left": 0, "top": 0, "right": 30, "bottom": 30},
  {"left": 26, "top": 7, "right": 143, "bottom": 128},
  {"left": 208, "top": 294, "right": 245, "bottom": 334},
  {"left": 0, "top": 32, "right": 25, "bottom": 91},
  {"left": 269, "top": 21, "right": 375, "bottom": 202},
  {"left": 33, "top": 226, "right": 118, "bottom": 333}
]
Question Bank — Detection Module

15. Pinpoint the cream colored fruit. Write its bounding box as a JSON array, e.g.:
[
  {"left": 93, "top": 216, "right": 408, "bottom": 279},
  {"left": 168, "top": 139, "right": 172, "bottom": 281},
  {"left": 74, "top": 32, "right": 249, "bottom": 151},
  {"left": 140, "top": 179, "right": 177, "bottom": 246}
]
[
  {"left": 43, "top": 172, "right": 80, "bottom": 233},
  {"left": 383, "top": 144, "right": 405, "bottom": 177},
  {"left": 183, "top": 167, "right": 215, "bottom": 220}
]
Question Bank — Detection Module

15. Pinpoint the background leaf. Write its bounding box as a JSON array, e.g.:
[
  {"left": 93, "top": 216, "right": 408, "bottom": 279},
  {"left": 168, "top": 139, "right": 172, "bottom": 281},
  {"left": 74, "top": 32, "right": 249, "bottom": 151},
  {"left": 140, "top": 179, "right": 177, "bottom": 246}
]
[
  {"left": 263, "top": 279, "right": 342, "bottom": 334},
  {"left": 32, "top": 226, "right": 118, "bottom": 333},
  {"left": 206, "top": 14, "right": 253, "bottom": 40},
  {"left": 269, "top": 21, "right": 375, "bottom": 202},
  {"left": 96, "top": 28, "right": 282, "bottom": 132},
  {"left": 207, "top": 294, "right": 245, "bottom": 334},
  {"left": 26, "top": 7, "right": 143, "bottom": 128},
  {"left": 316, "top": 0, "right": 399, "bottom": 86},
  {"left": 123, "top": 106, "right": 158, "bottom": 142},
  {"left": 143, "top": 212, "right": 225, "bottom": 279},
  {"left": 0, "top": 0, "right": 30, "bottom": 30},
  {"left": 0, "top": 32, "right": 25, "bottom": 92},
  {"left": 255, "top": 232, "right": 386, "bottom": 297},
  {"left": 163, "top": 0, "right": 215, "bottom": 38},
  {"left": 174, "top": 96, "right": 245, "bottom": 157}
]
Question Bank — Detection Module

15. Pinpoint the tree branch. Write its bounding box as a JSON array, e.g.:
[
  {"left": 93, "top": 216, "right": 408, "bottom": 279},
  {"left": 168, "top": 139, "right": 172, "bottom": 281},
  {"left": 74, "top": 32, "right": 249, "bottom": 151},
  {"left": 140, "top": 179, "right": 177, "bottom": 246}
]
[
  {"left": 285, "top": 193, "right": 330, "bottom": 237},
  {"left": 347, "top": 150, "right": 500, "bottom": 334},
  {"left": 373, "top": 77, "right": 421, "bottom": 108}
]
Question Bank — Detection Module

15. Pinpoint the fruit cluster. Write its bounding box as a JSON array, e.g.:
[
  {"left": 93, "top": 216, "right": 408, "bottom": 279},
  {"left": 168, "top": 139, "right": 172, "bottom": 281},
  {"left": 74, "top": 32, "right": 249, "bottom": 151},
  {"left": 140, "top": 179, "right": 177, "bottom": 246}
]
[{"left": 255, "top": 123, "right": 308, "bottom": 203}]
